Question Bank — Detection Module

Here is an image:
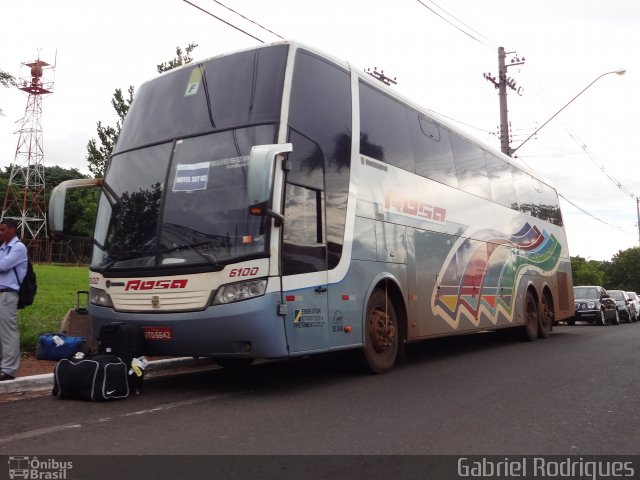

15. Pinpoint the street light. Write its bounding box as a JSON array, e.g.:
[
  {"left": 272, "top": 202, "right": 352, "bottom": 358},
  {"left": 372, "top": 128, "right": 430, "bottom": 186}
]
[{"left": 510, "top": 68, "right": 626, "bottom": 155}]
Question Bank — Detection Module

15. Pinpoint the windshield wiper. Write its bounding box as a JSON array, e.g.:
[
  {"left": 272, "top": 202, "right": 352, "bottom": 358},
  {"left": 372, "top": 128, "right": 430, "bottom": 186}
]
[
  {"left": 160, "top": 242, "right": 219, "bottom": 266},
  {"left": 101, "top": 249, "right": 154, "bottom": 271}
]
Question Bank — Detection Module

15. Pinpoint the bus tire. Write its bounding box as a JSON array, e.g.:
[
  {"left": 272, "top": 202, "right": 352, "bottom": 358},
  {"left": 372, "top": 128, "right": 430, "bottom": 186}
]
[
  {"left": 522, "top": 289, "right": 539, "bottom": 342},
  {"left": 539, "top": 291, "right": 554, "bottom": 338},
  {"left": 362, "top": 288, "right": 398, "bottom": 374}
]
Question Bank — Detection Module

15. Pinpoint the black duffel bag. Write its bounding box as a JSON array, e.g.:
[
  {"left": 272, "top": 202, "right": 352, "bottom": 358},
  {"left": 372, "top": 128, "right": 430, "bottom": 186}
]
[{"left": 53, "top": 354, "right": 129, "bottom": 401}]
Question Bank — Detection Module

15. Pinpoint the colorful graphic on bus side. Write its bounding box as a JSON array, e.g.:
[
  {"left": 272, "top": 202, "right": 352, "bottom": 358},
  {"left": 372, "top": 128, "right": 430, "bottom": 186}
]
[{"left": 433, "top": 223, "right": 562, "bottom": 329}]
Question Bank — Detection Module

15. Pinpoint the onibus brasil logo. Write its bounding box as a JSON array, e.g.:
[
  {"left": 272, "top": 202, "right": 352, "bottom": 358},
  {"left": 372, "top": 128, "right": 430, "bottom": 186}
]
[{"left": 8, "top": 456, "right": 73, "bottom": 479}]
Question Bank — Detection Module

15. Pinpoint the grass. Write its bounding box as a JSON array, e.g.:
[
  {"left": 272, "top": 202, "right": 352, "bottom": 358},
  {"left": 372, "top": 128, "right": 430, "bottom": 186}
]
[{"left": 18, "top": 264, "right": 89, "bottom": 351}]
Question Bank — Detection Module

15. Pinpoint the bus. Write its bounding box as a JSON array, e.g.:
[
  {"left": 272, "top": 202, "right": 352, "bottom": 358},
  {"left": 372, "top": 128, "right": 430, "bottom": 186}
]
[{"left": 50, "top": 41, "right": 574, "bottom": 373}]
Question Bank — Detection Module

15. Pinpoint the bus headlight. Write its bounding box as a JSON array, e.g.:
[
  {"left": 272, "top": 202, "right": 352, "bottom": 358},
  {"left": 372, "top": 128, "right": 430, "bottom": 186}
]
[
  {"left": 213, "top": 279, "right": 267, "bottom": 305},
  {"left": 89, "top": 287, "right": 113, "bottom": 307}
]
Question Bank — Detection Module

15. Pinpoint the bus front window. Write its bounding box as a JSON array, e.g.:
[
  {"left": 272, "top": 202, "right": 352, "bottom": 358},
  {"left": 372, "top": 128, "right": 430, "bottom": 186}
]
[
  {"left": 92, "top": 126, "right": 276, "bottom": 271},
  {"left": 159, "top": 127, "right": 275, "bottom": 266}
]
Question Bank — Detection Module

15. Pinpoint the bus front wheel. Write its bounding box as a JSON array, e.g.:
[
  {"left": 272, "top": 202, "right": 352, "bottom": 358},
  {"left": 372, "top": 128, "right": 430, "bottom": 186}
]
[{"left": 362, "top": 289, "right": 398, "bottom": 374}]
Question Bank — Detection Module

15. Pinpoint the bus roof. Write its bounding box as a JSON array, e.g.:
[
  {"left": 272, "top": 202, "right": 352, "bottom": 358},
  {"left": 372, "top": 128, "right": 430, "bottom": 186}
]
[{"left": 147, "top": 39, "right": 559, "bottom": 192}]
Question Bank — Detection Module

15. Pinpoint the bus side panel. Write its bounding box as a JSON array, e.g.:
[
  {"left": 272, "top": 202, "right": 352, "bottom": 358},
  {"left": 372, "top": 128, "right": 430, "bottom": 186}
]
[
  {"left": 553, "top": 259, "right": 574, "bottom": 321},
  {"left": 328, "top": 222, "right": 408, "bottom": 351},
  {"left": 330, "top": 260, "right": 408, "bottom": 350},
  {"left": 411, "top": 227, "right": 459, "bottom": 338},
  {"left": 409, "top": 220, "right": 568, "bottom": 338}
]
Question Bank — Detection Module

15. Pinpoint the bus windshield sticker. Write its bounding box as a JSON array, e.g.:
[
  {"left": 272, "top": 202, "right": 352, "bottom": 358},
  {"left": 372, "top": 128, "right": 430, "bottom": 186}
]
[
  {"left": 184, "top": 67, "right": 203, "bottom": 97},
  {"left": 173, "top": 162, "right": 210, "bottom": 192},
  {"left": 210, "top": 156, "right": 250, "bottom": 169}
]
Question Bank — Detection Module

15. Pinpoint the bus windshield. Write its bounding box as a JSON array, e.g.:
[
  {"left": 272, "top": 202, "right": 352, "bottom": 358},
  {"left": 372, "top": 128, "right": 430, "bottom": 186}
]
[
  {"left": 92, "top": 126, "right": 277, "bottom": 271},
  {"left": 91, "top": 45, "right": 288, "bottom": 271}
]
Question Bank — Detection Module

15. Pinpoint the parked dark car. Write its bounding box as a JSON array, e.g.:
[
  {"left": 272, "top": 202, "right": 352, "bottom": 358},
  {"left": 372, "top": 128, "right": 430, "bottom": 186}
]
[
  {"left": 626, "top": 292, "right": 640, "bottom": 322},
  {"left": 607, "top": 290, "right": 636, "bottom": 323},
  {"left": 572, "top": 286, "right": 618, "bottom": 325}
]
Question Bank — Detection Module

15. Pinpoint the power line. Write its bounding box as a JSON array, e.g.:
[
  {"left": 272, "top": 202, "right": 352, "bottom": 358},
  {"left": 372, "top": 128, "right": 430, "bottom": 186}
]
[
  {"left": 565, "top": 129, "right": 636, "bottom": 199},
  {"left": 425, "top": 108, "right": 495, "bottom": 135},
  {"left": 209, "top": 0, "right": 284, "bottom": 40},
  {"left": 181, "top": 0, "right": 265, "bottom": 43},
  {"left": 423, "top": 0, "right": 497, "bottom": 48},
  {"left": 519, "top": 68, "right": 637, "bottom": 200},
  {"left": 517, "top": 156, "right": 635, "bottom": 235},
  {"left": 415, "top": 0, "right": 494, "bottom": 49},
  {"left": 558, "top": 193, "right": 635, "bottom": 235}
]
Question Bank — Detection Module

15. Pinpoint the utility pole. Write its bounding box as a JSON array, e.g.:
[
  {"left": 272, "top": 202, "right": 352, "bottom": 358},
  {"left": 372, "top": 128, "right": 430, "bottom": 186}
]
[
  {"left": 636, "top": 197, "right": 640, "bottom": 247},
  {"left": 497, "top": 47, "right": 509, "bottom": 156},
  {"left": 484, "top": 47, "right": 524, "bottom": 156}
]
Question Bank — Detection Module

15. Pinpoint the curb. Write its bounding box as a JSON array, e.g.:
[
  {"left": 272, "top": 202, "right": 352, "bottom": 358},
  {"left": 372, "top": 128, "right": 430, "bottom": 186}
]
[{"left": 0, "top": 357, "right": 215, "bottom": 395}]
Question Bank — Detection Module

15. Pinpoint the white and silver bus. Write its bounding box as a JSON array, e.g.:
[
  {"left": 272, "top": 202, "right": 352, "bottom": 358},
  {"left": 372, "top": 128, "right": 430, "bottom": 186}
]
[{"left": 50, "top": 41, "right": 574, "bottom": 373}]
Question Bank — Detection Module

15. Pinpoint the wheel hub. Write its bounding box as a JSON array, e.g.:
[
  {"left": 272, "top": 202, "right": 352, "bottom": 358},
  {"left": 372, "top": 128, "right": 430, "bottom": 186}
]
[{"left": 369, "top": 307, "right": 396, "bottom": 353}]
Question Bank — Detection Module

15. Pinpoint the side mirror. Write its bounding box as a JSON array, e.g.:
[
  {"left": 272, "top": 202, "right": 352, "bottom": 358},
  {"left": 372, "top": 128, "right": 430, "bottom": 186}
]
[
  {"left": 49, "top": 178, "right": 103, "bottom": 236},
  {"left": 247, "top": 143, "right": 292, "bottom": 226}
]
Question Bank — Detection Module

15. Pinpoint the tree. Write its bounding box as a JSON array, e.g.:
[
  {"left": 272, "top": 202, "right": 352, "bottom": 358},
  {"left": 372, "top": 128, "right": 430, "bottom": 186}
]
[
  {"left": 157, "top": 42, "right": 199, "bottom": 73},
  {"left": 608, "top": 247, "right": 640, "bottom": 292},
  {"left": 0, "top": 165, "right": 96, "bottom": 237},
  {"left": 86, "top": 86, "right": 134, "bottom": 177},
  {"left": 0, "top": 165, "right": 86, "bottom": 202},
  {"left": 86, "top": 43, "right": 199, "bottom": 177},
  {"left": 0, "top": 69, "right": 17, "bottom": 116},
  {"left": 571, "top": 256, "right": 606, "bottom": 286}
]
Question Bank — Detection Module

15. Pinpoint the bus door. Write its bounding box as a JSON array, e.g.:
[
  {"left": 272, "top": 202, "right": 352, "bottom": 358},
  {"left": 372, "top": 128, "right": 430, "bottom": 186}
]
[{"left": 281, "top": 181, "right": 329, "bottom": 354}]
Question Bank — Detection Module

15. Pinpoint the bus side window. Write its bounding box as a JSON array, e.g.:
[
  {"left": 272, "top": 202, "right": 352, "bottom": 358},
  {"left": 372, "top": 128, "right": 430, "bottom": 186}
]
[
  {"left": 485, "top": 152, "right": 516, "bottom": 209},
  {"left": 359, "top": 82, "right": 414, "bottom": 172},
  {"left": 450, "top": 135, "right": 491, "bottom": 200},
  {"left": 512, "top": 168, "right": 538, "bottom": 218},
  {"left": 538, "top": 182, "right": 563, "bottom": 226},
  {"left": 412, "top": 117, "right": 458, "bottom": 189},
  {"left": 288, "top": 49, "right": 351, "bottom": 270},
  {"left": 282, "top": 183, "right": 327, "bottom": 275},
  {"left": 286, "top": 129, "right": 324, "bottom": 190}
]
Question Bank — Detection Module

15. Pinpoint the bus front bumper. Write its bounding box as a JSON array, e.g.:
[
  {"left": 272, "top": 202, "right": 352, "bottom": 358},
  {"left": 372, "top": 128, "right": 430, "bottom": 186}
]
[{"left": 89, "top": 292, "right": 288, "bottom": 358}]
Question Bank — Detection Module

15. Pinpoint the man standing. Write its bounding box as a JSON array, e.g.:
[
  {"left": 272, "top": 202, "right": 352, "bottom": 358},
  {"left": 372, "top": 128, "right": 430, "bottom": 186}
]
[{"left": 0, "top": 218, "right": 28, "bottom": 381}]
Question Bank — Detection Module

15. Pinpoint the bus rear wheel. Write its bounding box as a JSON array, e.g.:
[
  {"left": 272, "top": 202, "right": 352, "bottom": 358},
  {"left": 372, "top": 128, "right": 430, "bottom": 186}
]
[
  {"left": 539, "top": 291, "right": 554, "bottom": 338},
  {"left": 362, "top": 289, "right": 398, "bottom": 374},
  {"left": 522, "top": 290, "right": 539, "bottom": 342}
]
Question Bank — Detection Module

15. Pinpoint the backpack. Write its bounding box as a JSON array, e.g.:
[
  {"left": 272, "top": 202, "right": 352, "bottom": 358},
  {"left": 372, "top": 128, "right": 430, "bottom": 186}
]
[{"left": 12, "top": 248, "right": 37, "bottom": 309}]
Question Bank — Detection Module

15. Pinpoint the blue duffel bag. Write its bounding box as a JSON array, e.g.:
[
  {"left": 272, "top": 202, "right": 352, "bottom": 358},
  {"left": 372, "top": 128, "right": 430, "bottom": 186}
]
[{"left": 35, "top": 333, "right": 86, "bottom": 361}]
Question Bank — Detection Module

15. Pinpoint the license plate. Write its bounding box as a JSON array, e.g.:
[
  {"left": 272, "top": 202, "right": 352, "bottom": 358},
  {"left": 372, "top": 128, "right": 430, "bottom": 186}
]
[{"left": 142, "top": 326, "right": 173, "bottom": 341}]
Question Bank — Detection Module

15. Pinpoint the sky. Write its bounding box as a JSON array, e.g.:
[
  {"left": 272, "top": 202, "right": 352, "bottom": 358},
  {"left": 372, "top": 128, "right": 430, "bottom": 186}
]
[{"left": 1, "top": 0, "right": 639, "bottom": 261}]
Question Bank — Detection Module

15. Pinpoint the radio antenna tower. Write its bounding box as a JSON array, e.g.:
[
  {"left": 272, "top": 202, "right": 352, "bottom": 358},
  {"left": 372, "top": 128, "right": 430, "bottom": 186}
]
[{"left": 1, "top": 55, "right": 54, "bottom": 261}]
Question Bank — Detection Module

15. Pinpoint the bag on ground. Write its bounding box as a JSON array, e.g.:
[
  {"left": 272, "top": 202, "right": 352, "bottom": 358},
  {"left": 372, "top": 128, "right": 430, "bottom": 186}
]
[
  {"left": 35, "top": 333, "right": 86, "bottom": 361},
  {"left": 60, "top": 291, "right": 95, "bottom": 352},
  {"left": 97, "top": 322, "right": 147, "bottom": 393},
  {"left": 52, "top": 354, "right": 129, "bottom": 401}
]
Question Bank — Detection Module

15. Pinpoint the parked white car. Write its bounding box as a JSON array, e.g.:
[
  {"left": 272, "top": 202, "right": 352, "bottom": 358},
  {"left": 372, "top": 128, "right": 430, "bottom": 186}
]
[{"left": 626, "top": 291, "right": 640, "bottom": 322}]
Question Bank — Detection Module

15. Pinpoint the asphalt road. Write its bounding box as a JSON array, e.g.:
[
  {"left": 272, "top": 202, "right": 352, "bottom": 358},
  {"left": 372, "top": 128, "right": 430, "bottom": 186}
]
[{"left": 2, "top": 323, "right": 639, "bottom": 455}]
